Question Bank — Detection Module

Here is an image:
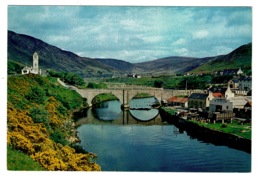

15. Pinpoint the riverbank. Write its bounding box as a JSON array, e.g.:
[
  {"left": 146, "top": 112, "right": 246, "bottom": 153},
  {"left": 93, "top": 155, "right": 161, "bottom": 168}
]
[
  {"left": 160, "top": 107, "right": 251, "bottom": 153},
  {"left": 7, "top": 75, "right": 101, "bottom": 171}
]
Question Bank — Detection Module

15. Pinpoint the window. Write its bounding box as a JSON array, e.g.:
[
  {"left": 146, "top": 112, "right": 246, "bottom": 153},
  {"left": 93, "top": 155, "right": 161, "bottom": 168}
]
[{"left": 226, "top": 106, "right": 229, "bottom": 109}]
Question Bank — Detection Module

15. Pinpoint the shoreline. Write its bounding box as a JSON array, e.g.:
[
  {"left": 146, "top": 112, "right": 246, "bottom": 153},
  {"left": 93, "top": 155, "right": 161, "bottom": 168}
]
[{"left": 159, "top": 108, "right": 251, "bottom": 153}]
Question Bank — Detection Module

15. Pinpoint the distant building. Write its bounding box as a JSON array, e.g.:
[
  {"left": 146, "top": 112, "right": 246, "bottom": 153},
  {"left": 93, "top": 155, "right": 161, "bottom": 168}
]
[
  {"left": 167, "top": 96, "right": 188, "bottom": 108},
  {"left": 209, "top": 96, "right": 251, "bottom": 119},
  {"left": 238, "top": 76, "right": 252, "bottom": 91},
  {"left": 188, "top": 93, "right": 212, "bottom": 110},
  {"left": 208, "top": 86, "right": 235, "bottom": 99},
  {"left": 22, "top": 52, "right": 41, "bottom": 75},
  {"left": 228, "top": 78, "right": 239, "bottom": 89},
  {"left": 221, "top": 68, "right": 243, "bottom": 75},
  {"left": 127, "top": 74, "right": 141, "bottom": 78}
]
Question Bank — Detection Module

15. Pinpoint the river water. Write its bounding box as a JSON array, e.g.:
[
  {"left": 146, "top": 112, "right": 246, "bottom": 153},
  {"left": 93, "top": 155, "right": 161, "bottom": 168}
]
[{"left": 76, "top": 97, "right": 251, "bottom": 172}]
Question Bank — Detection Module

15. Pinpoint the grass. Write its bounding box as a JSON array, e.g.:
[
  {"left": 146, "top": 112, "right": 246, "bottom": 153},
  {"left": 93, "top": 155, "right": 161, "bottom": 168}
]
[
  {"left": 189, "top": 120, "right": 251, "bottom": 139},
  {"left": 161, "top": 107, "right": 176, "bottom": 115},
  {"left": 161, "top": 107, "right": 251, "bottom": 139},
  {"left": 7, "top": 146, "right": 45, "bottom": 171}
]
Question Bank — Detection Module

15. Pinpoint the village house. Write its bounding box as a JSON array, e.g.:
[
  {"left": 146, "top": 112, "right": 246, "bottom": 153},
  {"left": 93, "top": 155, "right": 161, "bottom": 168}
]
[
  {"left": 208, "top": 96, "right": 251, "bottom": 120},
  {"left": 127, "top": 74, "right": 141, "bottom": 78},
  {"left": 221, "top": 68, "right": 243, "bottom": 75},
  {"left": 228, "top": 78, "right": 239, "bottom": 89},
  {"left": 188, "top": 85, "right": 235, "bottom": 111},
  {"left": 21, "top": 52, "right": 41, "bottom": 75},
  {"left": 208, "top": 86, "right": 235, "bottom": 99},
  {"left": 167, "top": 96, "right": 188, "bottom": 108},
  {"left": 188, "top": 93, "right": 213, "bottom": 110},
  {"left": 238, "top": 76, "right": 252, "bottom": 91}
]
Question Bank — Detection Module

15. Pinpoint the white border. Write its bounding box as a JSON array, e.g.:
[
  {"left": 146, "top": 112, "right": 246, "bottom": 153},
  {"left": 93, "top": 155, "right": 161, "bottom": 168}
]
[{"left": 1, "top": 1, "right": 259, "bottom": 175}]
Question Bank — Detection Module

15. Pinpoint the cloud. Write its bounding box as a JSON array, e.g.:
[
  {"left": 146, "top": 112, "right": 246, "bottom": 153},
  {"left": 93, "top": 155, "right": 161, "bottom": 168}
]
[
  {"left": 172, "top": 38, "right": 187, "bottom": 46},
  {"left": 8, "top": 6, "right": 252, "bottom": 62},
  {"left": 192, "top": 30, "right": 209, "bottom": 39},
  {"left": 47, "top": 35, "right": 70, "bottom": 43},
  {"left": 173, "top": 48, "right": 189, "bottom": 56}
]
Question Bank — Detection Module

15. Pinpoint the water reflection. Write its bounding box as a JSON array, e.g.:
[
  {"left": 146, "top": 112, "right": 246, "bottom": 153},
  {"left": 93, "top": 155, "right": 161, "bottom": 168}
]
[
  {"left": 92, "top": 100, "right": 121, "bottom": 121},
  {"left": 129, "top": 109, "right": 159, "bottom": 121},
  {"left": 75, "top": 99, "right": 251, "bottom": 172},
  {"left": 76, "top": 98, "right": 163, "bottom": 126}
]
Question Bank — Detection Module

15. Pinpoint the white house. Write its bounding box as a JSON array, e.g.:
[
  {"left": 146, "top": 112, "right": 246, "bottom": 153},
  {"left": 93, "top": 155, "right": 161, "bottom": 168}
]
[{"left": 209, "top": 96, "right": 251, "bottom": 118}]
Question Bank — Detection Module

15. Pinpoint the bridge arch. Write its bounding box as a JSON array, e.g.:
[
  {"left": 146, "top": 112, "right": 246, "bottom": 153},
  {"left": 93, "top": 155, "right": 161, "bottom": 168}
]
[
  {"left": 127, "top": 91, "right": 162, "bottom": 106},
  {"left": 91, "top": 93, "right": 123, "bottom": 106},
  {"left": 76, "top": 89, "right": 124, "bottom": 107}
]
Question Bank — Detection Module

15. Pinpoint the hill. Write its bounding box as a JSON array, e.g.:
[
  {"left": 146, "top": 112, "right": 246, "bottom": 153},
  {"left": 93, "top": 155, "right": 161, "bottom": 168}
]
[
  {"left": 8, "top": 30, "right": 118, "bottom": 77},
  {"left": 8, "top": 30, "right": 252, "bottom": 77},
  {"left": 134, "top": 56, "right": 215, "bottom": 75},
  {"left": 94, "top": 58, "right": 143, "bottom": 73},
  {"left": 7, "top": 74, "right": 100, "bottom": 170},
  {"left": 190, "top": 43, "right": 252, "bottom": 74}
]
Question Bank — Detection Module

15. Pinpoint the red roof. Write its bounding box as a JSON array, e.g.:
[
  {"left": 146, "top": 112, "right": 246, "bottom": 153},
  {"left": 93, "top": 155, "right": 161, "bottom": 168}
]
[
  {"left": 213, "top": 92, "right": 223, "bottom": 98},
  {"left": 167, "top": 96, "right": 188, "bottom": 103}
]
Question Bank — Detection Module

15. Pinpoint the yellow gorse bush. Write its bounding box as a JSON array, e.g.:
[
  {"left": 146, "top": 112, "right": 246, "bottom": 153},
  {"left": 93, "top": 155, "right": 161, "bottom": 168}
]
[
  {"left": 7, "top": 75, "right": 101, "bottom": 171},
  {"left": 7, "top": 103, "right": 101, "bottom": 171}
]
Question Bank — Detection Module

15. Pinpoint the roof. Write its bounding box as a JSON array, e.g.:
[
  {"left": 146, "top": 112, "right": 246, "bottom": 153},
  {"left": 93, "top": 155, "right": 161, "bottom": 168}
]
[
  {"left": 228, "top": 96, "right": 252, "bottom": 107},
  {"left": 230, "top": 79, "right": 239, "bottom": 83},
  {"left": 213, "top": 92, "right": 223, "bottom": 98},
  {"left": 245, "top": 101, "right": 252, "bottom": 107},
  {"left": 208, "top": 87, "right": 227, "bottom": 94},
  {"left": 168, "top": 96, "right": 188, "bottom": 103},
  {"left": 189, "top": 93, "right": 209, "bottom": 100},
  {"left": 239, "top": 76, "right": 252, "bottom": 81},
  {"left": 223, "top": 69, "right": 239, "bottom": 75}
]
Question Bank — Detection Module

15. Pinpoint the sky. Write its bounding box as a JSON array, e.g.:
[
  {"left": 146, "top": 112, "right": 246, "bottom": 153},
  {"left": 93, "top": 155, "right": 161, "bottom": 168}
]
[{"left": 8, "top": 6, "right": 252, "bottom": 63}]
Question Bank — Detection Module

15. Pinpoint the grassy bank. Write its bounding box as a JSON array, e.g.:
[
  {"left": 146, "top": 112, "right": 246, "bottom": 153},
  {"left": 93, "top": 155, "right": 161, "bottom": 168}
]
[
  {"left": 7, "top": 74, "right": 100, "bottom": 171},
  {"left": 189, "top": 120, "right": 251, "bottom": 140},
  {"left": 7, "top": 146, "right": 45, "bottom": 170},
  {"left": 160, "top": 107, "right": 251, "bottom": 139}
]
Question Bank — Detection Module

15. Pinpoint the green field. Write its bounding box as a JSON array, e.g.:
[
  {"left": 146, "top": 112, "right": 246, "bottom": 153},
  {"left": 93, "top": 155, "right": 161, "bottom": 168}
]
[{"left": 189, "top": 120, "right": 251, "bottom": 139}]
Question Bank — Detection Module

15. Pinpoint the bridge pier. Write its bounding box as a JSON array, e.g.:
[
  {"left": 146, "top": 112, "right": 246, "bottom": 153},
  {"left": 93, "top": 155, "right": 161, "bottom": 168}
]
[
  {"left": 121, "top": 89, "right": 130, "bottom": 110},
  {"left": 121, "top": 104, "right": 130, "bottom": 110}
]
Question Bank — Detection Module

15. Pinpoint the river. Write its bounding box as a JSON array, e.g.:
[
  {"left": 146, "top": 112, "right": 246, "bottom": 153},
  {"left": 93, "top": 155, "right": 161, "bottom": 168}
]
[{"left": 75, "top": 97, "right": 251, "bottom": 172}]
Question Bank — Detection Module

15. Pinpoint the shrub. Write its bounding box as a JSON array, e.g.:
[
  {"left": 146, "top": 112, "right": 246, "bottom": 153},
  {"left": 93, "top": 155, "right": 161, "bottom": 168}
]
[
  {"left": 154, "top": 80, "right": 164, "bottom": 88},
  {"left": 50, "top": 129, "right": 69, "bottom": 146},
  {"left": 221, "top": 123, "right": 228, "bottom": 128},
  {"left": 25, "top": 86, "right": 46, "bottom": 104},
  {"left": 29, "top": 107, "right": 50, "bottom": 126}
]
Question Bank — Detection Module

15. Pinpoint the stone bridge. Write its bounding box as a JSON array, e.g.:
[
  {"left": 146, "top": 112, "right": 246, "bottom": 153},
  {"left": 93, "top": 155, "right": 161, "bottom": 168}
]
[{"left": 75, "top": 88, "right": 203, "bottom": 109}]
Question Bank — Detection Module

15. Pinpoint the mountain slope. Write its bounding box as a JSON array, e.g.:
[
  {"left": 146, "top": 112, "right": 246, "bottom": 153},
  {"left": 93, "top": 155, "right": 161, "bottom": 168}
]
[
  {"left": 8, "top": 30, "right": 252, "bottom": 77},
  {"left": 190, "top": 43, "right": 252, "bottom": 74},
  {"left": 134, "top": 56, "right": 216, "bottom": 75},
  {"left": 94, "top": 58, "right": 143, "bottom": 73},
  {"left": 8, "top": 30, "right": 118, "bottom": 77}
]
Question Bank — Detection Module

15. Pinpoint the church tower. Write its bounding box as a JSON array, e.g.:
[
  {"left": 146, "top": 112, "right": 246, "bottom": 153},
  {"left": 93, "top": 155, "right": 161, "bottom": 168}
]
[{"left": 32, "top": 52, "right": 39, "bottom": 74}]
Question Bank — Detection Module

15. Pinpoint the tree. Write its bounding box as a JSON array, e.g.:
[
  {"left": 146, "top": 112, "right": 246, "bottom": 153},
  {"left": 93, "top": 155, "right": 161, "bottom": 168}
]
[{"left": 154, "top": 80, "right": 164, "bottom": 88}]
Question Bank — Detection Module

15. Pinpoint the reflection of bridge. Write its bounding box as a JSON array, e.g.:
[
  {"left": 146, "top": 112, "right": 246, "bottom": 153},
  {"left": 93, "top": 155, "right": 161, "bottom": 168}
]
[
  {"left": 76, "top": 109, "right": 164, "bottom": 126},
  {"left": 75, "top": 88, "right": 203, "bottom": 109}
]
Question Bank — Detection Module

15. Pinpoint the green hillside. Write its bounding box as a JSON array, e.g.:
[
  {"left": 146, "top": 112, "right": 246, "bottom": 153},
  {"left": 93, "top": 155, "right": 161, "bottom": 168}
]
[
  {"left": 190, "top": 43, "right": 252, "bottom": 74},
  {"left": 8, "top": 30, "right": 117, "bottom": 77},
  {"left": 7, "top": 74, "right": 100, "bottom": 171}
]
